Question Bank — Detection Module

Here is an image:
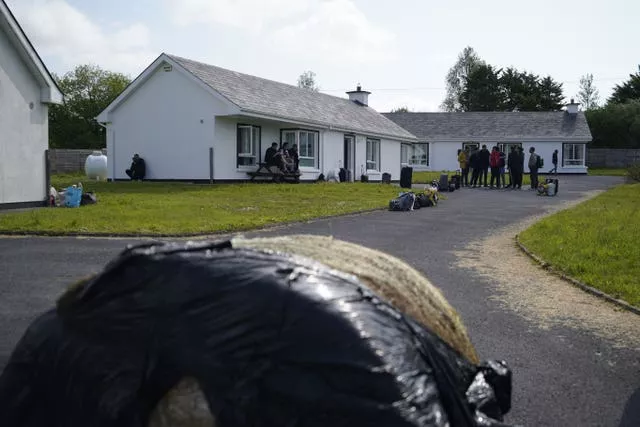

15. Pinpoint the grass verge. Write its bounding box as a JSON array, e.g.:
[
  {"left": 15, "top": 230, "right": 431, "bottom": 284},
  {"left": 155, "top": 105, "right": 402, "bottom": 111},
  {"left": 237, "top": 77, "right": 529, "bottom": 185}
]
[
  {"left": 519, "top": 183, "right": 640, "bottom": 307},
  {"left": 0, "top": 173, "right": 403, "bottom": 236},
  {"left": 587, "top": 168, "right": 628, "bottom": 176}
]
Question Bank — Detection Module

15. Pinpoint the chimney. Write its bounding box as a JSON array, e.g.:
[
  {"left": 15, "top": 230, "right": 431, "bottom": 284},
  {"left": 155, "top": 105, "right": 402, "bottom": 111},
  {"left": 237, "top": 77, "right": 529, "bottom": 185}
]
[
  {"left": 566, "top": 98, "right": 580, "bottom": 114},
  {"left": 346, "top": 83, "right": 371, "bottom": 106}
]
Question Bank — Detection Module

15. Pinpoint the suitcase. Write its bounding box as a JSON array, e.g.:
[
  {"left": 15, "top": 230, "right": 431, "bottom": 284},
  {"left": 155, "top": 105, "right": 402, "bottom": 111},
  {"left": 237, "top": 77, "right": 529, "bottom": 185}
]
[{"left": 451, "top": 173, "right": 461, "bottom": 189}]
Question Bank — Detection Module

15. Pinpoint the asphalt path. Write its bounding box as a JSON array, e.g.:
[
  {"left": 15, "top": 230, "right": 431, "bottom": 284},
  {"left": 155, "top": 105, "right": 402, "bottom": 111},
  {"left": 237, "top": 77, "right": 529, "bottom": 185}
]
[{"left": 0, "top": 175, "right": 638, "bottom": 426}]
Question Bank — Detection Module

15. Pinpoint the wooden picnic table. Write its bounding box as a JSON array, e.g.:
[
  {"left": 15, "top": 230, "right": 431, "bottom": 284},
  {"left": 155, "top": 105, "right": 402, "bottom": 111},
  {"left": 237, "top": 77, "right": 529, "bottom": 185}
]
[{"left": 246, "top": 163, "right": 301, "bottom": 183}]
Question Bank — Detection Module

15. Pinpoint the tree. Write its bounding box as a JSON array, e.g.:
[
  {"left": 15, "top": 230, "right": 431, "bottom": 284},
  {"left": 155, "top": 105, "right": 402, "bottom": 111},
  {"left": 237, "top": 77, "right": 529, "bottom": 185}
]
[
  {"left": 441, "top": 46, "right": 484, "bottom": 112},
  {"left": 297, "top": 70, "right": 319, "bottom": 91},
  {"left": 586, "top": 100, "right": 640, "bottom": 148},
  {"left": 50, "top": 64, "right": 130, "bottom": 148},
  {"left": 538, "top": 76, "right": 565, "bottom": 111},
  {"left": 608, "top": 65, "right": 640, "bottom": 104},
  {"left": 390, "top": 106, "right": 410, "bottom": 113},
  {"left": 459, "top": 64, "right": 505, "bottom": 111},
  {"left": 576, "top": 73, "right": 600, "bottom": 110},
  {"left": 499, "top": 68, "right": 541, "bottom": 111}
]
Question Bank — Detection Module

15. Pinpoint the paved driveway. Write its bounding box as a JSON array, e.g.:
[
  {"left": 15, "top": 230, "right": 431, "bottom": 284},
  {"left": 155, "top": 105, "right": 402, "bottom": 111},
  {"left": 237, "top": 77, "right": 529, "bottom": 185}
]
[{"left": 1, "top": 176, "right": 638, "bottom": 426}]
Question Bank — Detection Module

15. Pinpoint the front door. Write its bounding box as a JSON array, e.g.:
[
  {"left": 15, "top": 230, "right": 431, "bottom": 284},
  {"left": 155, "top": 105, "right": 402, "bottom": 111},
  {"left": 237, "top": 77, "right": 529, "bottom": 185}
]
[{"left": 344, "top": 135, "right": 355, "bottom": 182}]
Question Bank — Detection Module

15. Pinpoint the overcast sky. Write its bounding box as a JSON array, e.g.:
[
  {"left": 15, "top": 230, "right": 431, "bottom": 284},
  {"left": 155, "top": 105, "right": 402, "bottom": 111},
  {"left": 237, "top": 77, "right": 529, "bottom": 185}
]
[{"left": 7, "top": 0, "right": 640, "bottom": 112}]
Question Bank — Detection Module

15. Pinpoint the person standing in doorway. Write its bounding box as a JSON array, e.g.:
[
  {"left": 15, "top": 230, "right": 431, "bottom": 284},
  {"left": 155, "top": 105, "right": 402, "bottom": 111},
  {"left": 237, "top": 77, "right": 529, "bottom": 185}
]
[
  {"left": 528, "top": 147, "right": 541, "bottom": 190},
  {"left": 479, "top": 144, "right": 490, "bottom": 187},
  {"left": 550, "top": 149, "right": 559, "bottom": 174},
  {"left": 458, "top": 149, "right": 469, "bottom": 187},
  {"left": 489, "top": 146, "right": 501, "bottom": 189}
]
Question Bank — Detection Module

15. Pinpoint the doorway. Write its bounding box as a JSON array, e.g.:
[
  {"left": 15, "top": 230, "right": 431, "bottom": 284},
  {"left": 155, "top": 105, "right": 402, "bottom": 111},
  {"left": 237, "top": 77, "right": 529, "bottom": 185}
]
[{"left": 344, "top": 135, "right": 355, "bottom": 182}]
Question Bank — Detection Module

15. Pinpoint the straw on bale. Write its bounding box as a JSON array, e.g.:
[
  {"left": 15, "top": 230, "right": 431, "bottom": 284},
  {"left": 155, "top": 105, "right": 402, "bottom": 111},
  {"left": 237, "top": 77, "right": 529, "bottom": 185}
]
[{"left": 231, "top": 235, "right": 479, "bottom": 364}]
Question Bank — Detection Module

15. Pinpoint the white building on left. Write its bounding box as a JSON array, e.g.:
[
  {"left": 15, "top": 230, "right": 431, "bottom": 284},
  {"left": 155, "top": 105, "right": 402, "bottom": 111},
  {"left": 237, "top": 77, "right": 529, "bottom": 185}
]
[{"left": 0, "top": 0, "right": 63, "bottom": 209}]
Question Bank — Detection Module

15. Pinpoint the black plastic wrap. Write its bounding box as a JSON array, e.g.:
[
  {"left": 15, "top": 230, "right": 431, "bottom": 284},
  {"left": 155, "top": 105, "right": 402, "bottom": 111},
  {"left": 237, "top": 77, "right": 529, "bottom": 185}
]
[{"left": 0, "top": 240, "right": 515, "bottom": 426}]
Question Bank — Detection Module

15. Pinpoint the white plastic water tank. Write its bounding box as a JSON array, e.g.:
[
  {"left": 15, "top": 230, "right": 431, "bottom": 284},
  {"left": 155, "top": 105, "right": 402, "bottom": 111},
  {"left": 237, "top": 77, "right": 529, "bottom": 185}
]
[{"left": 85, "top": 151, "right": 108, "bottom": 180}]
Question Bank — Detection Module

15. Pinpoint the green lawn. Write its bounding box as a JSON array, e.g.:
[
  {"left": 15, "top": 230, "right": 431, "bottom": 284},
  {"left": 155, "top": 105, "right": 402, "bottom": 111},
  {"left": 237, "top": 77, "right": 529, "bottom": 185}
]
[
  {"left": 519, "top": 183, "right": 640, "bottom": 307},
  {"left": 0, "top": 173, "right": 402, "bottom": 235},
  {"left": 587, "top": 168, "right": 628, "bottom": 176}
]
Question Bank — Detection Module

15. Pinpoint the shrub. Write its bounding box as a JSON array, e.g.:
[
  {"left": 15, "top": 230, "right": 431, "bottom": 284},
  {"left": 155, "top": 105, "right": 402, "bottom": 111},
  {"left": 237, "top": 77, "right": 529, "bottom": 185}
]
[{"left": 627, "top": 163, "right": 640, "bottom": 182}]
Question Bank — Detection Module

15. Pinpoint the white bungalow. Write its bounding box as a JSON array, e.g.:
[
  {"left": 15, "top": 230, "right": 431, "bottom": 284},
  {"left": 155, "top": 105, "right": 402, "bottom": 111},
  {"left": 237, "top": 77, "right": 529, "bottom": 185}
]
[
  {"left": 384, "top": 104, "right": 592, "bottom": 174},
  {"left": 97, "top": 53, "right": 417, "bottom": 182},
  {"left": 0, "top": 0, "right": 63, "bottom": 208}
]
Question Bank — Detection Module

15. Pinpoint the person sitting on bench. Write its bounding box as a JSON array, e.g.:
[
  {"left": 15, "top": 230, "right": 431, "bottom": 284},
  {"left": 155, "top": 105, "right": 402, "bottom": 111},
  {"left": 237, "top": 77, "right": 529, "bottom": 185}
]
[
  {"left": 264, "top": 143, "right": 280, "bottom": 168},
  {"left": 280, "top": 143, "right": 295, "bottom": 172},
  {"left": 125, "top": 154, "right": 146, "bottom": 181}
]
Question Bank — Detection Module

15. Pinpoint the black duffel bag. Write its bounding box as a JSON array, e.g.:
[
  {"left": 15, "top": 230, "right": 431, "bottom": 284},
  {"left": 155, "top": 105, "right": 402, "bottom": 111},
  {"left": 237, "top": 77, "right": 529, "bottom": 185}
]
[{"left": 0, "top": 240, "right": 514, "bottom": 427}]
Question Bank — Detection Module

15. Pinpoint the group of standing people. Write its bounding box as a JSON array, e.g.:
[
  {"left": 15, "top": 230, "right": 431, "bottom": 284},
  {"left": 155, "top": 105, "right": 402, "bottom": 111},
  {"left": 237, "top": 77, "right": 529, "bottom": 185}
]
[
  {"left": 264, "top": 142, "right": 299, "bottom": 173},
  {"left": 457, "top": 145, "right": 554, "bottom": 190}
]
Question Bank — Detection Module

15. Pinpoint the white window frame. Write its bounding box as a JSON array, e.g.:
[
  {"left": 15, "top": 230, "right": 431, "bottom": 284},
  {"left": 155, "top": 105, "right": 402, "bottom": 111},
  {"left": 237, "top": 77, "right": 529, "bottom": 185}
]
[
  {"left": 366, "top": 138, "right": 381, "bottom": 172},
  {"left": 562, "top": 143, "right": 586, "bottom": 167},
  {"left": 401, "top": 143, "right": 429, "bottom": 167},
  {"left": 280, "top": 129, "right": 319, "bottom": 169},
  {"left": 498, "top": 143, "right": 522, "bottom": 154},
  {"left": 237, "top": 124, "right": 260, "bottom": 168}
]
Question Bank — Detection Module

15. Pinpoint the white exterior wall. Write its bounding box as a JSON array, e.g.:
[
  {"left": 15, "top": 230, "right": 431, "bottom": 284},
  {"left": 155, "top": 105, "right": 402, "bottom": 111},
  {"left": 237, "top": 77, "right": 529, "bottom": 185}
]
[
  {"left": 104, "top": 63, "right": 409, "bottom": 181},
  {"left": 106, "top": 65, "right": 230, "bottom": 180},
  {"left": 429, "top": 141, "right": 462, "bottom": 172},
  {"left": 521, "top": 142, "right": 588, "bottom": 174},
  {"left": 211, "top": 119, "right": 404, "bottom": 182},
  {"left": 379, "top": 138, "right": 402, "bottom": 181},
  {"left": 0, "top": 30, "right": 48, "bottom": 205},
  {"left": 427, "top": 141, "right": 589, "bottom": 174}
]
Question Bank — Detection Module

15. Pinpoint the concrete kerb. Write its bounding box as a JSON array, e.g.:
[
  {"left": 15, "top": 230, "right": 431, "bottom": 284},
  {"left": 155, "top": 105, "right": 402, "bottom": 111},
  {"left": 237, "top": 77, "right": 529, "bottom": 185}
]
[{"left": 515, "top": 234, "right": 640, "bottom": 316}]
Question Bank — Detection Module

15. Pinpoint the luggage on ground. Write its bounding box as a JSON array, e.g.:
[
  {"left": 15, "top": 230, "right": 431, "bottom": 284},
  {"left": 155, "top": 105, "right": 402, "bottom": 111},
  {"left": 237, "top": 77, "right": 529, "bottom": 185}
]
[{"left": 389, "top": 192, "right": 416, "bottom": 211}]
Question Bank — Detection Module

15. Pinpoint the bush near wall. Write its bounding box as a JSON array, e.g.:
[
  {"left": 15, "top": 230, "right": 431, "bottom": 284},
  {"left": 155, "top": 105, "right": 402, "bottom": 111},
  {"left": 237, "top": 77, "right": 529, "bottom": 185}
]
[{"left": 585, "top": 100, "right": 640, "bottom": 148}]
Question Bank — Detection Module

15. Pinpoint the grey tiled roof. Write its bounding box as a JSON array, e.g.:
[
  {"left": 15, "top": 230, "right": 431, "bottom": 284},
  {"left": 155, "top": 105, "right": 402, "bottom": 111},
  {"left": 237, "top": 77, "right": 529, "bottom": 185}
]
[
  {"left": 382, "top": 112, "right": 592, "bottom": 141},
  {"left": 168, "top": 54, "right": 416, "bottom": 140}
]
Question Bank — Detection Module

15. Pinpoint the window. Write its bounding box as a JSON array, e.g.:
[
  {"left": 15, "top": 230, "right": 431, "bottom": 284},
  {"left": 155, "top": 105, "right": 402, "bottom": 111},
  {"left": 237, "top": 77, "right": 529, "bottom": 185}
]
[
  {"left": 401, "top": 143, "right": 410, "bottom": 165},
  {"left": 563, "top": 143, "right": 585, "bottom": 167},
  {"left": 237, "top": 124, "right": 260, "bottom": 167},
  {"left": 280, "top": 129, "right": 319, "bottom": 168},
  {"left": 366, "top": 138, "right": 380, "bottom": 171},
  {"left": 498, "top": 143, "right": 522, "bottom": 154},
  {"left": 462, "top": 142, "right": 480, "bottom": 152},
  {"left": 401, "top": 143, "right": 429, "bottom": 166}
]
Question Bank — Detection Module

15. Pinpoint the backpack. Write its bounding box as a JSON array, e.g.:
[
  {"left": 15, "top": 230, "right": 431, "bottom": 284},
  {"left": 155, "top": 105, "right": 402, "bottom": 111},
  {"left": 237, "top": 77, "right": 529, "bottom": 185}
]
[
  {"left": 417, "top": 193, "right": 432, "bottom": 207},
  {"left": 537, "top": 156, "right": 544, "bottom": 169}
]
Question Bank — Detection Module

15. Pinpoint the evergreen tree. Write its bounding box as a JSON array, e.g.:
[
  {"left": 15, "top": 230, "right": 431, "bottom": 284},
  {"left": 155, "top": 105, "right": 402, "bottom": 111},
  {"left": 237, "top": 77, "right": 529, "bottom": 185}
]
[
  {"left": 608, "top": 65, "right": 640, "bottom": 104},
  {"left": 459, "top": 64, "right": 505, "bottom": 111},
  {"left": 538, "top": 76, "right": 565, "bottom": 111}
]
